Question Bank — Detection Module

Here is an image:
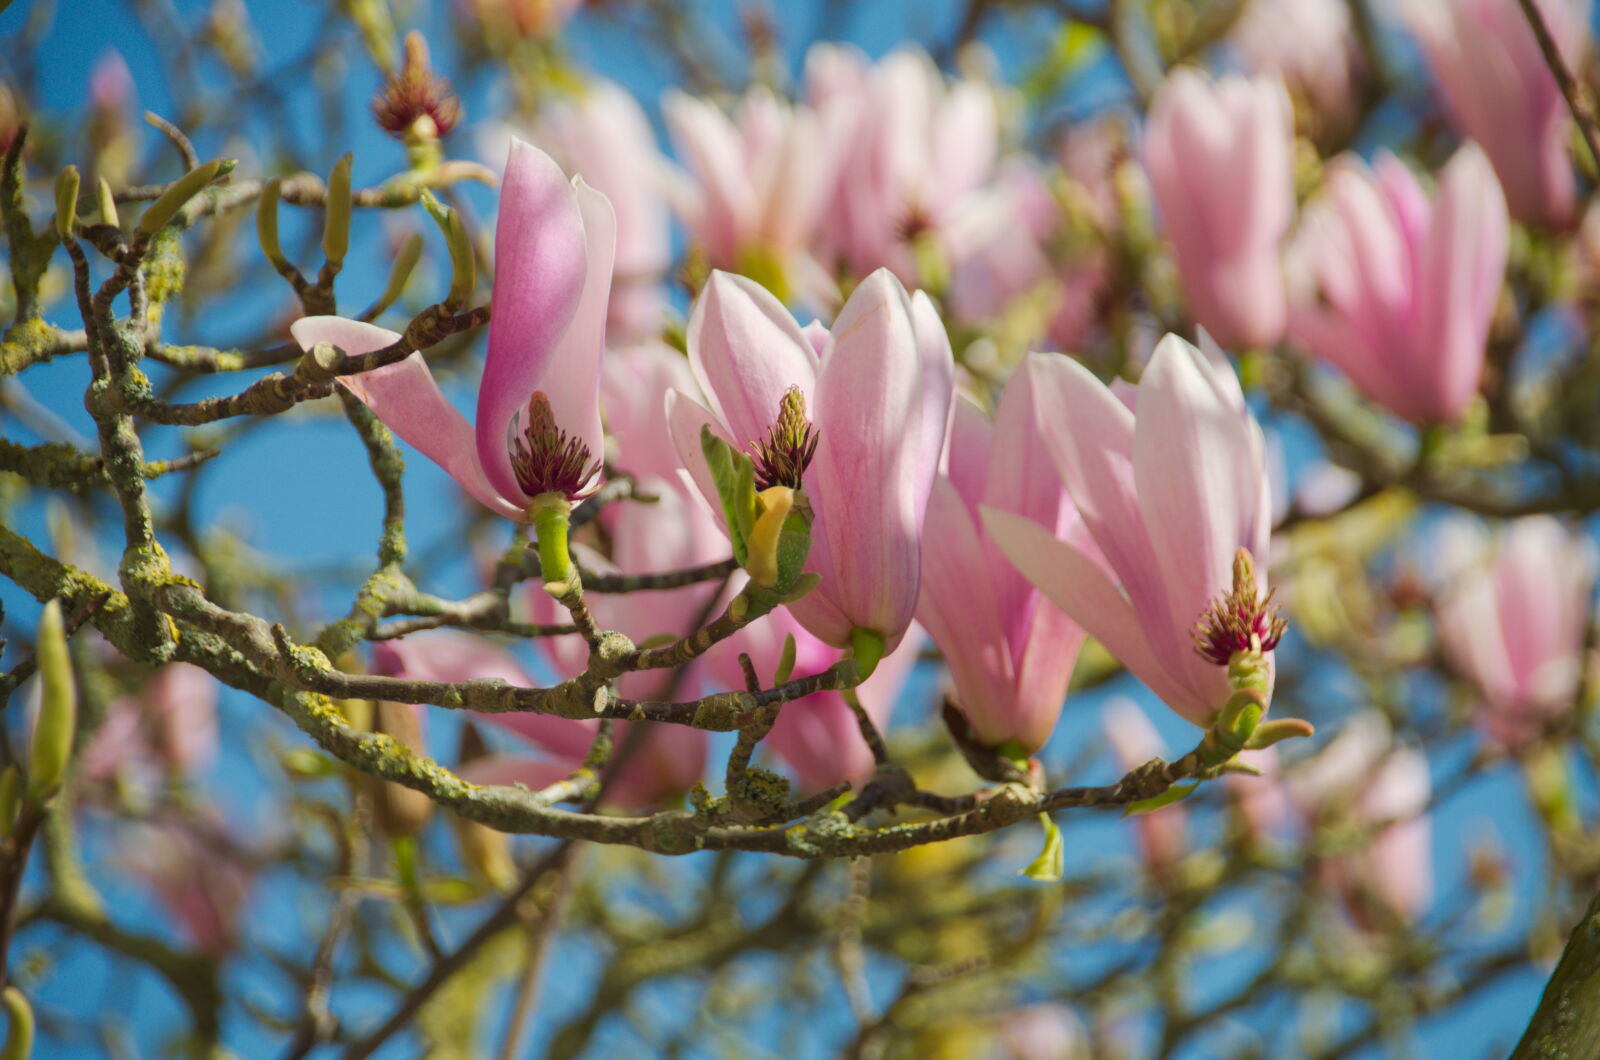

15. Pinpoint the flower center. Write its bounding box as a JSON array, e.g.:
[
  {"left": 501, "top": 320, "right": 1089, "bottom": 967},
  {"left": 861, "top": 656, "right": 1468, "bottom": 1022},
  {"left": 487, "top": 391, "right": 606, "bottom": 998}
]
[
  {"left": 1192, "top": 548, "right": 1286, "bottom": 666},
  {"left": 509, "top": 391, "right": 599, "bottom": 500},
  {"left": 371, "top": 32, "right": 462, "bottom": 141},
  {"left": 750, "top": 386, "right": 818, "bottom": 492}
]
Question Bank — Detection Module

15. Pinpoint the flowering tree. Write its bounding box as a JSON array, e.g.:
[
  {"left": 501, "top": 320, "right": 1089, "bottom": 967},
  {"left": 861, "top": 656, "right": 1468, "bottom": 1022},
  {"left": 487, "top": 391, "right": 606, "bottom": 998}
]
[{"left": 1, "top": 0, "right": 1599, "bottom": 1056}]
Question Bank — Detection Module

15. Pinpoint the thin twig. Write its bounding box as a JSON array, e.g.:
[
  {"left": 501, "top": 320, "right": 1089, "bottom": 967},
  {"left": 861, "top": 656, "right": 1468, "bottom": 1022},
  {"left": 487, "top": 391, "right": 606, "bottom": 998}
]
[{"left": 1516, "top": 0, "right": 1600, "bottom": 178}]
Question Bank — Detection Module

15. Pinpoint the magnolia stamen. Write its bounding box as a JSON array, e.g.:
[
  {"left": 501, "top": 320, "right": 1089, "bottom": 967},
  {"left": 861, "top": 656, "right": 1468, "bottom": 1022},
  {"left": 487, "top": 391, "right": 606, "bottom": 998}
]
[
  {"left": 371, "top": 31, "right": 462, "bottom": 141},
  {"left": 750, "top": 386, "right": 818, "bottom": 492},
  {"left": 509, "top": 391, "right": 599, "bottom": 500},
  {"left": 1192, "top": 548, "right": 1287, "bottom": 666}
]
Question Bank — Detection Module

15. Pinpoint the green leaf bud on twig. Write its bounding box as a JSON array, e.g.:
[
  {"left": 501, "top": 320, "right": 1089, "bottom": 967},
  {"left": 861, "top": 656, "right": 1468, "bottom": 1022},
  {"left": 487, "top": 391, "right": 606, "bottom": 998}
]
[
  {"left": 0, "top": 987, "right": 33, "bottom": 1060},
  {"left": 322, "top": 152, "right": 353, "bottom": 270},
  {"left": 95, "top": 176, "right": 118, "bottom": 228},
  {"left": 53, "top": 165, "right": 78, "bottom": 241},
  {"left": 28, "top": 599, "right": 76, "bottom": 803},
  {"left": 136, "top": 157, "right": 235, "bottom": 238}
]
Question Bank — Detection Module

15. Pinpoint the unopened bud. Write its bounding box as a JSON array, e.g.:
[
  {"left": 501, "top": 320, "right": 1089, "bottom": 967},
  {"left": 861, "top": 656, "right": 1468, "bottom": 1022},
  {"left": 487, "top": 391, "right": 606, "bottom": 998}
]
[
  {"left": 256, "top": 177, "right": 290, "bottom": 270},
  {"left": 322, "top": 152, "right": 353, "bottom": 271},
  {"left": 137, "top": 157, "right": 235, "bottom": 237},
  {"left": 28, "top": 600, "right": 76, "bottom": 802},
  {"left": 368, "top": 230, "right": 423, "bottom": 318},
  {"left": 95, "top": 177, "right": 118, "bottom": 228},
  {"left": 1, "top": 986, "right": 33, "bottom": 1060},
  {"left": 54, "top": 165, "right": 79, "bottom": 241}
]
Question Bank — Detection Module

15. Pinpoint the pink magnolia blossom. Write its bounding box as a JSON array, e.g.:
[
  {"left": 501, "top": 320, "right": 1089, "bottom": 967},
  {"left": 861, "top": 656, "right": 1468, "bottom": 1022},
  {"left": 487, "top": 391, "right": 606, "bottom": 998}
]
[
  {"left": 703, "top": 607, "right": 921, "bottom": 790},
  {"left": 806, "top": 45, "right": 1001, "bottom": 289},
  {"left": 375, "top": 632, "right": 703, "bottom": 809},
  {"left": 497, "top": 81, "right": 670, "bottom": 342},
  {"left": 1435, "top": 517, "right": 1597, "bottom": 747},
  {"left": 1103, "top": 699, "right": 1186, "bottom": 879},
  {"left": 663, "top": 83, "right": 846, "bottom": 307},
  {"left": 1406, "top": 0, "right": 1590, "bottom": 228},
  {"left": 80, "top": 662, "right": 219, "bottom": 789},
  {"left": 917, "top": 361, "right": 1088, "bottom": 752},
  {"left": 122, "top": 818, "right": 253, "bottom": 957},
  {"left": 996, "top": 1004, "right": 1089, "bottom": 1060},
  {"left": 293, "top": 137, "right": 615, "bottom": 517},
  {"left": 1290, "top": 712, "right": 1432, "bottom": 927},
  {"left": 463, "top": 0, "right": 584, "bottom": 38},
  {"left": 1143, "top": 70, "right": 1294, "bottom": 350},
  {"left": 668, "top": 269, "right": 954, "bottom": 651},
  {"left": 984, "top": 336, "right": 1273, "bottom": 727},
  {"left": 1286, "top": 145, "right": 1508, "bottom": 424},
  {"left": 1231, "top": 0, "right": 1360, "bottom": 127}
]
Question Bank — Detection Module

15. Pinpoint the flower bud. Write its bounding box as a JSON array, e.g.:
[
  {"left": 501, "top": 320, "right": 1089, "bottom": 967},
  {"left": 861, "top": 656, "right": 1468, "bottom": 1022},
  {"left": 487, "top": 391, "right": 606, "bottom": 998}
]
[
  {"left": 53, "top": 165, "right": 79, "bottom": 241},
  {"left": 368, "top": 230, "right": 423, "bottom": 318},
  {"left": 28, "top": 601, "right": 76, "bottom": 803},
  {"left": 256, "top": 177, "right": 290, "bottom": 271},
  {"left": 322, "top": 152, "right": 353, "bottom": 271},
  {"left": 137, "top": 157, "right": 235, "bottom": 238},
  {"left": 1, "top": 986, "right": 33, "bottom": 1060},
  {"left": 95, "top": 176, "right": 118, "bottom": 229}
]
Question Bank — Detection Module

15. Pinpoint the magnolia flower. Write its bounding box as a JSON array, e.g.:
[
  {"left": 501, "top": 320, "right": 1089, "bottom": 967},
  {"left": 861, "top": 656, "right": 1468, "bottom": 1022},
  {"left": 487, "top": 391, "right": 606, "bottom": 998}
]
[
  {"left": 668, "top": 269, "right": 954, "bottom": 652},
  {"left": 375, "top": 632, "right": 704, "bottom": 809},
  {"left": 1290, "top": 712, "right": 1432, "bottom": 927},
  {"left": 80, "top": 662, "right": 218, "bottom": 790},
  {"left": 1435, "top": 517, "right": 1597, "bottom": 747},
  {"left": 663, "top": 84, "right": 845, "bottom": 306},
  {"left": 464, "top": 0, "right": 584, "bottom": 38},
  {"left": 807, "top": 45, "right": 1001, "bottom": 289},
  {"left": 494, "top": 80, "right": 671, "bottom": 342},
  {"left": 1286, "top": 145, "right": 1508, "bottom": 424},
  {"left": 984, "top": 336, "right": 1273, "bottom": 727},
  {"left": 293, "top": 138, "right": 615, "bottom": 518},
  {"left": 1144, "top": 70, "right": 1294, "bottom": 350},
  {"left": 122, "top": 818, "right": 253, "bottom": 957},
  {"left": 704, "top": 607, "right": 921, "bottom": 790},
  {"left": 1406, "top": 0, "right": 1590, "bottom": 228},
  {"left": 918, "top": 361, "right": 1088, "bottom": 752},
  {"left": 1231, "top": 0, "right": 1360, "bottom": 128},
  {"left": 1103, "top": 699, "right": 1187, "bottom": 879}
]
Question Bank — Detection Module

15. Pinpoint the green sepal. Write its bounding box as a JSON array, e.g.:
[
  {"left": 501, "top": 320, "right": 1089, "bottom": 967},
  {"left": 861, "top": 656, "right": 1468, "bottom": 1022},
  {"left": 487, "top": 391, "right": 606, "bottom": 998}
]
[
  {"left": 774, "top": 488, "right": 813, "bottom": 590},
  {"left": 1124, "top": 781, "right": 1197, "bottom": 817},
  {"left": 849, "top": 628, "right": 885, "bottom": 683},
  {"left": 53, "top": 166, "right": 79, "bottom": 241},
  {"left": 701, "top": 425, "right": 757, "bottom": 565},
  {"left": 1020, "top": 813, "right": 1063, "bottom": 882}
]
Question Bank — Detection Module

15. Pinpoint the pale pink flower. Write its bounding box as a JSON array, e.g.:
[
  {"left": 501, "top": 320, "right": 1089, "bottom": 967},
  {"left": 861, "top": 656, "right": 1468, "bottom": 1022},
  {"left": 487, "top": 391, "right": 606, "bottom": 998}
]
[
  {"left": 984, "top": 336, "right": 1273, "bottom": 727},
  {"left": 122, "top": 818, "right": 253, "bottom": 957},
  {"left": 918, "top": 361, "right": 1089, "bottom": 752},
  {"left": 1144, "top": 70, "right": 1294, "bottom": 349},
  {"left": 668, "top": 269, "right": 954, "bottom": 651},
  {"left": 463, "top": 0, "right": 583, "bottom": 38},
  {"left": 80, "top": 663, "right": 218, "bottom": 789},
  {"left": 506, "top": 81, "right": 670, "bottom": 341},
  {"left": 294, "top": 138, "right": 616, "bottom": 517},
  {"left": 704, "top": 607, "right": 921, "bottom": 790},
  {"left": 1406, "top": 0, "right": 1590, "bottom": 228},
  {"left": 1435, "top": 516, "right": 1597, "bottom": 747},
  {"left": 1286, "top": 145, "right": 1508, "bottom": 424},
  {"left": 1290, "top": 712, "right": 1432, "bottom": 927},
  {"left": 1231, "top": 0, "right": 1360, "bottom": 126},
  {"left": 807, "top": 45, "right": 1001, "bottom": 288},
  {"left": 1103, "top": 699, "right": 1186, "bottom": 879},
  {"left": 375, "top": 632, "right": 703, "bottom": 809},
  {"left": 663, "top": 83, "right": 846, "bottom": 306},
  {"left": 995, "top": 1004, "right": 1089, "bottom": 1060}
]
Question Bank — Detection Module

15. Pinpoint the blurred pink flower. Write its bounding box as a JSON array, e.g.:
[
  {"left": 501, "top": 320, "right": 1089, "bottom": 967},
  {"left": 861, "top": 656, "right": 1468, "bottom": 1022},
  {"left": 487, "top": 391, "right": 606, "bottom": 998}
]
[
  {"left": 668, "top": 269, "right": 953, "bottom": 651},
  {"left": 1406, "top": 0, "right": 1590, "bottom": 228},
  {"left": 80, "top": 663, "right": 218, "bottom": 790},
  {"left": 498, "top": 80, "right": 671, "bottom": 342},
  {"left": 995, "top": 1003, "right": 1089, "bottom": 1060},
  {"left": 1103, "top": 699, "right": 1186, "bottom": 879},
  {"left": 1435, "top": 516, "right": 1597, "bottom": 747},
  {"left": 123, "top": 818, "right": 253, "bottom": 957},
  {"left": 1144, "top": 70, "right": 1294, "bottom": 349},
  {"left": 1290, "top": 712, "right": 1432, "bottom": 927},
  {"left": 1286, "top": 145, "right": 1508, "bottom": 424},
  {"left": 918, "top": 361, "right": 1088, "bottom": 753},
  {"left": 663, "top": 82, "right": 846, "bottom": 306},
  {"left": 295, "top": 138, "right": 615, "bottom": 516},
  {"left": 1231, "top": 0, "right": 1360, "bottom": 126},
  {"left": 806, "top": 44, "right": 1001, "bottom": 288},
  {"left": 984, "top": 336, "right": 1273, "bottom": 727},
  {"left": 704, "top": 607, "right": 921, "bottom": 790}
]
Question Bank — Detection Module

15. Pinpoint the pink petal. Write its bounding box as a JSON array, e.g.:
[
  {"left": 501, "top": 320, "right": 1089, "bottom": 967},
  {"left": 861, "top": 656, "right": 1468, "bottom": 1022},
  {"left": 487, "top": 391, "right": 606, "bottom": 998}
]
[
  {"left": 293, "top": 317, "right": 523, "bottom": 520},
  {"left": 477, "top": 139, "right": 591, "bottom": 503},
  {"left": 687, "top": 271, "right": 819, "bottom": 451}
]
